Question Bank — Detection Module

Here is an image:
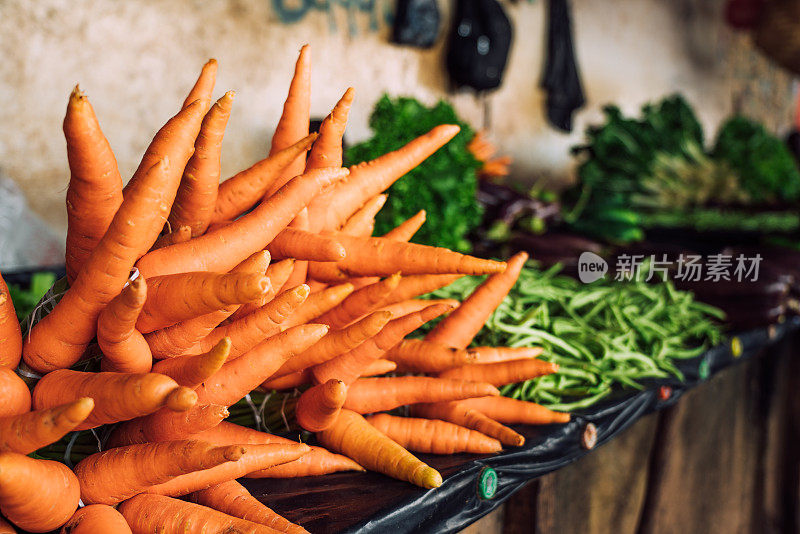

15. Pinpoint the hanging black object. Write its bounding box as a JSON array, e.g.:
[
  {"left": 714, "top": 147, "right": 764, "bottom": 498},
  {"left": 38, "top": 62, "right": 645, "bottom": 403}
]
[
  {"left": 445, "top": 0, "right": 512, "bottom": 91},
  {"left": 541, "top": 0, "right": 585, "bottom": 132},
  {"left": 392, "top": 0, "right": 441, "bottom": 48}
]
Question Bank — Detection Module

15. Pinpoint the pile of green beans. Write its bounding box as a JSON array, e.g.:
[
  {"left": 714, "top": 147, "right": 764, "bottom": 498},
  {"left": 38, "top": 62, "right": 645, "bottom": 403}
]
[{"left": 427, "top": 263, "right": 725, "bottom": 411}]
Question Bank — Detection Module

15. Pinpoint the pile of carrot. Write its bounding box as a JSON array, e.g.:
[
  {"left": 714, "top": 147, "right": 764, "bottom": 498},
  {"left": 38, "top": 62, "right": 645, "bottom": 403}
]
[{"left": 0, "top": 47, "right": 570, "bottom": 533}]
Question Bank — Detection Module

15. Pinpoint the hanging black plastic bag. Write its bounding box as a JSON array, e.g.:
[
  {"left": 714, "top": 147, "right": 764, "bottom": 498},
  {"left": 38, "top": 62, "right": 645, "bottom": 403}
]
[
  {"left": 541, "top": 0, "right": 585, "bottom": 132},
  {"left": 445, "top": 0, "right": 512, "bottom": 91},
  {"left": 392, "top": 0, "right": 442, "bottom": 48}
]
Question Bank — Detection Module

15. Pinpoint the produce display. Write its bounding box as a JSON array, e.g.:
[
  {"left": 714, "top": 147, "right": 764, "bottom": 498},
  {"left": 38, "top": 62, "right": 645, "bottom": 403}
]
[{"left": 0, "top": 48, "right": 581, "bottom": 533}]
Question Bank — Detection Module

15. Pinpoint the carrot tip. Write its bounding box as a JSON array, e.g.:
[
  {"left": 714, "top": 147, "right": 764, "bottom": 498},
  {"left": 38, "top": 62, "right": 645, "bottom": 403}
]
[
  {"left": 165, "top": 386, "right": 198, "bottom": 412},
  {"left": 419, "top": 467, "right": 443, "bottom": 489}
]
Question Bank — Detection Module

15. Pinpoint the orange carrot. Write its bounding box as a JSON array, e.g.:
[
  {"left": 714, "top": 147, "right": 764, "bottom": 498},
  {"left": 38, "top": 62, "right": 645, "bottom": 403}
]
[
  {"left": 438, "top": 358, "right": 558, "bottom": 386},
  {"left": 376, "top": 298, "right": 460, "bottom": 319},
  {"left": 295, "top": 379, "right": 347, "bottom": 432},
  {"left": 0, "top": 515, "right": 13, "bottom": 534},
  {"left": 119, "top": 494, "right": 276, "bottom": 534},
  {"left": 273, "top": 311, "right": 392, "bottom": 377},
  {"left": 151, "top": 338, "right": 230, "bottom": 388},
  {"left": 282, "top": 210, "right": 310, "bottom": 291},
  {"left": 144, "top": 443, "right": 310, "bottom": 497},
  {"left": 0, "top": 398, "right": 93, "bottom": 455},
  {"left": 305, "top": 87, "right": 354, "bottom": 171},
  {"left": 458, "top": 397, "right": 570, "bottom": 425},
  {"left": 212, "top": 134, "right": 317, "bottom": 224},
  {"left": 191, "top": 480, "right": 308, "bottom": 534},
  {"left": 314, "top": 274, "right": 399, "bottom": 329},
  {"left": 267, "top": 229, "right": 346, "bottom": 262},
  {"left": 137, "top": 271, "right": 270, "bottom": 333},
  {"left": 32, "top": 370, "right": 196, "bottom": 430},
  {"left": 151, "top": 225, "right": 192, "bottom": 251},
  {"left": 76, "top": 440, "right": 245, "bottom": 505},
  {"left": 97, "top": 276, "right": 152, "bottom": 373},
  {"left": 366, "top": 414, "right": 502, "bottom": 454},
  {"left": 312, "top": 303, "right": 452, "bottom": 385},
  {"left": 282, "top": 283, "right": 353, "bottom": 328},
  {"left": 318, "top": 410, "right": 441, "bottom": 488},
  {"left": 60, "top": 504, "right": 131, "bottom": 534},
  {"left": 467, "top": 346, "right": 544, "bottom": 364},
  {"left": 412, "top": 401, "right": 525, "bottom": 447},
  {"left": 195, "top": 325, "right": 328, "bottom": 407},
  {"left": 307, "top": 280, "right": 329, "bottom": 293},
  {"left": 0, "top": 454, "right": 79, "bottom": 532},
  {"left": 228, "top": 258, "right": 295, "bottom": 322},
  {"left": 361, "top": 359, "right": 396, "bottom": 377},
  {"left": 340, "top": 194, "right": 386, "bottom": 236},
  {"left": 107, "top": 404, "right": 229, "bottom": 448},
  {"left": 307, "top": 124, "right": 460, "bottom": 232},
  {"left": 343, "top": 376, "right": 499, "bottom": 414},
  {"left": 169, "top": 92, "right": 234, "bottom": 236},
  {"left": 0, "top": 273, "right": 21, "bottom": 369},
  {"left": 425, "top": 251, "right": 527, "bottom": 349},
  {"left": 182, "top": 58, "right": 217, "bottom": 110},
  {"left": 194, "top": 284, "right": 309, "bottom": 359},
  {"left": 385, "top": 339, "right": 476, "bottom": 373},
  {"left": 0, "top": 369, "right": 31, "bottom": 418},
  {"left": 248, "top": 446, "right": 364, "bottom": 478},
  {"left": 382, "top": 210, "right": 426, "bottom": 242},
  {"left": 266, "top": 45, "right": 311, "bottom": 197},
  {"left": 192, "top": 421, "right": 294, "bottom": 446},
  {"left": 260, "top": 371, "right": 310, "bottom": 390},
  {"left": 307, "top": 235, "right": 506, "bottom": 280},
  {"left": 62, "top": 87, "right": 124, "bottom": 284},
  {"left": 387, "top": 274, "right": 462, "bottom": 304},
  {"left": 137, "top": 167, "right": 348, "bottom": 278}
]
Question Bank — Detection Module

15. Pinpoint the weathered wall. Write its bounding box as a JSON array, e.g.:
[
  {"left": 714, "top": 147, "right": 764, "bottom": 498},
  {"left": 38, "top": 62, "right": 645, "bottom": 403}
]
[{"left": 0, "top": 0, "right": 793, "bottom": 235}]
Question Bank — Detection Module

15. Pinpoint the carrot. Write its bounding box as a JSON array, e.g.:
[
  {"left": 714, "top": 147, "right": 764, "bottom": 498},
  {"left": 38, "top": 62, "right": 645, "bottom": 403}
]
[
  {"left": 107, "top": 404, "right": 228, "bottom": 448},
  {"left": 343, "top": 376, "right": 499, "bottom": 414},
  {"left": 267, "top": 229, "right": 346, "bottom": 262},
  {"left": 361, "top": 359, "right": 396, "bottom": 376},
  {"left": 97, "top": 276, "right": 152, "bottom": 373},
  {"left": 425, "top": 251, "right": 527, "bottom": 349},
  {"left": 0, "top": 273, "right": 21, "bottom": 369},
  {"left": 195, "top": 284, "right": 309, "bottom": 359},
  {"left": 385, "top": 339, "right": 476, "bottom": 373},
  {"left": 62, "top": 87, "right": 124, "bottom": 284},
  {"left": 32, "top": 370, "right": 196, "bottom": 430},
  {"left": 366, "top": 414, "right": 502, "bottom": 454},
  {"left": 438, "top": 358, "right": 558, "bottom": 386},
  {"left": 307, "top": 124, "right": 460, "bottom": 232},
  {"left": 60, "top": 504, "right": 131, "bottom": 534},
  {"left": 119, "top": 494, "right": 277, "bottom": 534},
  {"left": 144, "top": 251, "right": 271, "bottom": 359},
  {"left": 412, "top": 401, "right": 525, "bottom": 447},
  {"left": 0, "top": 369, "right": 31, "bottom": 418},
  {"left": 266, "top": 45, "right": 311, "bottom": 197},
  {"left": 295, "top": 379, "right": 347, "bottom": 432},
  {"left": 467, "top": 346, "right": 544, "bottom": 364},
  {"left": 192, "top": 421, "right": 294, "bottom": 446},
  {"left": 151, "top": 338, "right": 230, "bottom": 388},
  {"left": 382, "top": 210, "right": 426, "bottom": 241},
  {"left": 23, "top": 157, "right": 188, "bottom": 372},
  {"left": 182, "top": 58, "right": 217, "bottom": 110},
  {"left": 75, "top": 439, "right": 245, "bottom": 505},
  {"left": 457, "top": 396, "right": 570, "bottom": 425},
  {"left": 0, "top": 454, "right": 79, "bottom": 532},
  {"left": 248, "top": 446, "right": 364, "bottom": 478},
  {"left": 144, "top": 443, "right": 310, "bottom": 497},
  {"left": 305, "top": 87, "right": 354, "bottom": 171},
  {"left": 273, "top": 311, "right": 392, "bottom": 377},
  {"left": 137, "top": 271, "right": 270, "bottom": 333},
  {"left": 387, "top": 273, "right": 462, "bottom": 303},
  {"left": 314, "top": 274, "right": 400, "bottom": 329},
  {"left": 318, "top": 410, "right": 441, "bottom": 488},
  {"left": 340, "top": 194, "right": 386, "bottom": 236},
  {"left": 312, "top": 303, "right": 452, "bottom": 385},
  {"left": 260, "top": 370, "right": 309, "bottom": 390},
  {"left": 137, "top": 167, "right": 348, "bottom": 278},
  {"left": 377, "top": 298, "right": 460, "bottom": 319},
  {"left": 307, "top": 234, "right": 506, "bottom": 280},
  {"left": 0, "top": 516, "right": 14, "bottom": 534},
  {"left": 282, "top": 209, "right": 311, "bottom": 291},
  {"left": 229, "top": 259, "right": 296, "bottom": 323},
  {"left": 151, "top": 225, "right": 192, "bottom": 251},
  {"left": 0, "top": 398, "right": 93, "bottom": 455},
  {"left": 195, "top": 325, "right": 328, "bottom": 407},
  {"left": 212, "top": 134, "right": 317, "bottom": 224},
  {"left": 169, "top": 92, "right": 234, "bottom": 236},
  {"left": 282, "top": 283, "right": 353, "bottom": 328},
  {"left": 191, "top": 480, "right": 308, "bottom": 534}
]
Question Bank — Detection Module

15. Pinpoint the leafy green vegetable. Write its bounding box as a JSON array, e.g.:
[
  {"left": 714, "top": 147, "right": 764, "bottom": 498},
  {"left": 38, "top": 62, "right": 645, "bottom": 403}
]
[
  {"left": 345, "top": 95, "right": 482, "bottom": 252},
  {"left": 7, "top": 272, "right": 57, "bottom": 321}
]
